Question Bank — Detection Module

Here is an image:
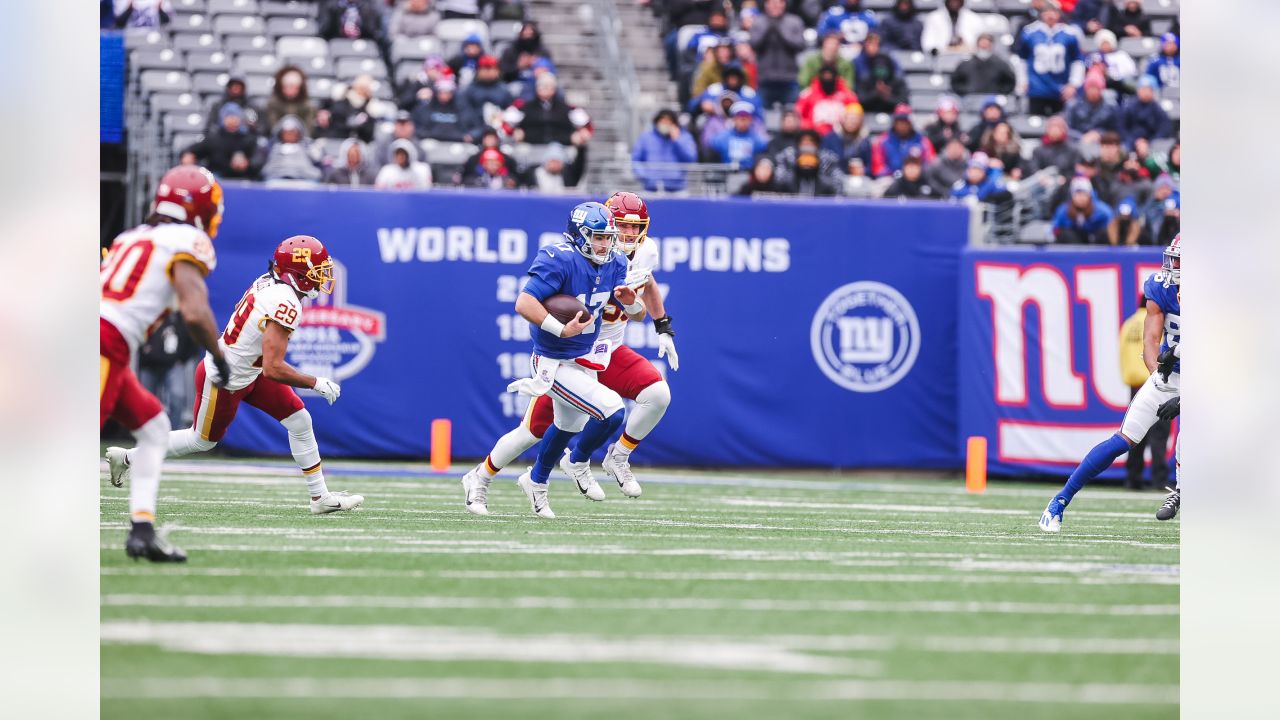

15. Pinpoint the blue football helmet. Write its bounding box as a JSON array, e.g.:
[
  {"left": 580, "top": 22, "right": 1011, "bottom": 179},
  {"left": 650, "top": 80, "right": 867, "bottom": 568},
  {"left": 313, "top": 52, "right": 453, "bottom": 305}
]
[{"left": 564, "top": 201, "right": 618, "bottom": 265}]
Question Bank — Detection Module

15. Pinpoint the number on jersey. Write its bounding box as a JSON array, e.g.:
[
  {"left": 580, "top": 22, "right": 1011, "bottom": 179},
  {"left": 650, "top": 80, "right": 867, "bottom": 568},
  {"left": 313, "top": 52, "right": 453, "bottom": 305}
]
[{"left": 101, "top": 240, "right": 155, "bottom": 301}]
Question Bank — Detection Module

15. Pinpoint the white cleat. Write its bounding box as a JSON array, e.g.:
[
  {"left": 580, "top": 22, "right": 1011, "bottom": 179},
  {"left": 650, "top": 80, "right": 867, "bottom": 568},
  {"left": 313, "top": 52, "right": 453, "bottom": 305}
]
[
  {"left": 1038, "top": 497, "right": 1065, "bottom": 533},
  {"left": 105, "top": 446, "right": 131, "bottom": 488},
  {"left": 561, "top": 449, "right": 605, "bottom": 501},
  {"left": 603, "top": 444, "right": 642, "bottom": 498},
  {"left": 310, "top": 491, "right": 364, "bottom": 514},
  {"left": 462, "top": 466, "right": 492, "bottom": 516},
  {"left": 517, "top": 470, "right": 556, "bottom": 518}
]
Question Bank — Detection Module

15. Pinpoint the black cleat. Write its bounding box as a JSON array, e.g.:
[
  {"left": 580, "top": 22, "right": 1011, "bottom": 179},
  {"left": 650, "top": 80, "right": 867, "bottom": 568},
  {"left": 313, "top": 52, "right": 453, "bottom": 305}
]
[
  {"left": 1155, "top": 488, "right": 1180, "bottom": 521},
  {"left": 125, "top": 521, "right": 188, "bottom": 563}
]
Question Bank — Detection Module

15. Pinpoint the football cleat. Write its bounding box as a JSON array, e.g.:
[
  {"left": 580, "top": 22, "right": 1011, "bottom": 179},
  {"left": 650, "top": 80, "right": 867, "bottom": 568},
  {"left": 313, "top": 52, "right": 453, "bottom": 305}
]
[
  {"left": 602, "top": 444, "right": 642, "bottom": 498},
  {"left": 517, "top": 469, "right": 556, "bottom": 518},
  {"left": 105, "top": 446, "right": 131, "bottom": 488},
  {"left": 561, "top": 449, "right": 605, "bottom": 501},
  {"left": 461, "top": 466, "right": 492, "bottom": 516},
  {"left": 1155, "top": 487, "right": 1180, "bottom": 521},
  {"left": 310, "top": 491, "right": 364, "bottom": 514},
  {"left": 126, "top": 521, "right": 187, "bottom": 563},
  {"left": 1039, "top": 497, "right": 1065, "bottom": 533}
]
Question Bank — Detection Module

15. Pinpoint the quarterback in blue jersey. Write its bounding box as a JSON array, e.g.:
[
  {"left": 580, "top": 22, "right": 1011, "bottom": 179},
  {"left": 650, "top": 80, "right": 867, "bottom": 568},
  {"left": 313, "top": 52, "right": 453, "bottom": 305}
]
[
  {"left": 464, "top": 202, "right": 645, "bottom": 518},
  {"left": 1016, "top": 4, "right": 1083, "bottom": 116},
  {"left": 1040, "top": 234, "right": 1181, "bottom": 532}
]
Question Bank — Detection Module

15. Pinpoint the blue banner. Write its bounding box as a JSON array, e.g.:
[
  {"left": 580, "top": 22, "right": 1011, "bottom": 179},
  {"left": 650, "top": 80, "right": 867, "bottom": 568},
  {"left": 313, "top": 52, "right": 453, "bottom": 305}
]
[
  {"left": 208, "top": 185, "right": 970, "bottom": 467},
  {"left": 958, "top": 247, "right": 1169, "bottom": 477}
]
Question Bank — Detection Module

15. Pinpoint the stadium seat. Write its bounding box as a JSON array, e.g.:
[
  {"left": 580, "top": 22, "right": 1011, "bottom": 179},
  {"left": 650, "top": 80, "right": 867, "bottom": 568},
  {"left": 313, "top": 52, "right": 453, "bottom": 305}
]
[
  {"left": 224, "top": 34, "right": 273, "bottom": 54},
  {"left": 149, "top": 91, "right": 201, "bottom": 117},
  {"left": 173, "top": 32, "right": 220, "bottom": 52},
  {"left": 1009, "top": 114, "right": 1046, "bottom": 138},
  {"left": 995, "top": 0, "right": 1033, "bottom": 14},
  {"left": 245, "top": 73, "right": 277, "bottom": 99},
  {"left": 934, "top": 52, "right": 965, "bottom": 74},
  {"left": 436, "top": 19, "right": 491, "bottom": 47},
  {"left": 912, "top": 91, "right": 943, "bottom": 111},
  {"left": 1078, "top": 35, "right": 1098, "bottom": 54},
  {"left": 961, "top": 93, "right": 1010, "bottom": 113},
  {"left": 262, "top": 0, "right": 318, "bottom": 19},
  {"left": 905, "top": 73, "right": 948, "bottom": 93},
  {"left": 185, "top": 49, "right": 233, "bottom": 73},
  {"left": 1160, "top": 84, "right": 1179, "bottom": 100},
  {"left": 1119, "top": 36, "right": 1160, "bottom": 59},
  {"left": 395, "top": 60, "right": 424, "bottom": 85},
  {"left": 123, "top": 29, "right": 169, "bottom": 51},
  {"left": 288, "top": 55, "right": 336, "bottom": 79},
  {"left": 336, "top": 57, "right": 388, "bottom": 81},
  {"left": 422, "top": 139, "right": 477, "bottom": 167},
  {"left": 163, "top": 110, "right": 208, "bottom": 138},
  {"left": 309, "top": 76, "right": 338, "bottom": 101},
  {"left": 864, "top": 0, "right": 895, "bottom": 10},
  {"left": 140, "top": 70, "right": 193, "bottom": 95},
  {"left": 893, "top": 50, "right": 933, "bottom": 74},
  {"left": 1150, "top": 19, "right": 1174, "bottom": 37},
  {"left": 192, "top": 71, "right": 233, "bottom": 96},
  {"left": 173, "top": 0, "right": 208, "bottom": 11},
  {"left": 1143, "top": 0, "right": 1180, "bottom": 19},
  {"left": 391, "top": 36, "right": 442, "bottom": 65},
  {"left": 213, "top": 14, "right": 267, "bottom": 37},
  {"left": 1159, "top": 98, "right": 1180, "bottom": 121},
  {"left": 266, "top": 16, "right": 320, "bottom": 38},
  {"left": 171, "top": 130, "right": 205, "bottom": 155},
  {"left": 171, "top": 12, "right": 211, "bottom": 33},
  {"left": 489, "top": 21, "right": 523, "bottom": 44},
  {"left": 865, "top": 112, "right": 892, "bottom": 135},
  {"left": 233, "top": 53, "right": 282, "bottom": 77},
  {"left": 1150, "top": 137, "right": 1176, "bottom": 156},
  {"left": 132, "top": 48, "right": 186, "bottom": 74},
  {"left": 965, "top": 0, "right": 998, "bottom": 11},
  {"left": 976, "top": 13, "right": 1011, "bottom": 36},
  {"left": 276, "top": 36, "right": 327, "bottom": 59},
  {"left": 312, "top": 137, "right": 344, "bottom": 161},
  {"left": 208, "top": 0, "right": 259, "bottom": 14},
  {"left": 1018, "top": 220, "right": 1053, "bottom": 244},
  {"left": 329, "top": 38, "right": 382, "bottom": 60}
]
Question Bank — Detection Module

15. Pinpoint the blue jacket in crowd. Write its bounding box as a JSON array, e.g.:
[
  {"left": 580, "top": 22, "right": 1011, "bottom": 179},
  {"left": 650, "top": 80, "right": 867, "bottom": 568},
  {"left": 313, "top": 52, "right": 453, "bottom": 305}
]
[
  {"left": 708, "top": 127, "right": 769, "bottom": 170},
  {"left": 1017, "top": 21, "right": 1082, "bottom": 99},
  {"left": 688, "top": 83, "right": 764, "bottom": 118},
  {"left": 817, "top": 7, "right": 878, "bottom": 44},
  {"left": 1119, "top": 96, "right": 1172, "bottom": 146},
  {"left": 1145, "top": 55, "right": 1180, "bottom": 88},
  {"left": 1052, "top": 197, "right": 1115, "bottom": 239},
  {"left": 631, "top": 127, "right": 699, "bottom": 191},
  {"left": 1065, "top": 97, "right": 1120, "bottom": 137},
  {"left": 951, "top": 166, "right": 1008, "bottom": 202}
]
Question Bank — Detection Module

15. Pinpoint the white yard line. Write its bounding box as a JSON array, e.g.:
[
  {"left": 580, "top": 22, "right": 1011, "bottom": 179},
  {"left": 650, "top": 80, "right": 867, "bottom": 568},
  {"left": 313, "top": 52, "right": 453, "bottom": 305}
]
[{"left": 716, "top": 497, "right": 1156, "bottom": 520}]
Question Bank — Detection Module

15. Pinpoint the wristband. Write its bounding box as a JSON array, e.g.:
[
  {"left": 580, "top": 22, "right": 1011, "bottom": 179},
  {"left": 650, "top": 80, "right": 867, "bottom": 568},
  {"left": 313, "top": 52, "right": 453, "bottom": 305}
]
[
  {"left": 653, "top": 315, "right": 675, "bottom": 336},
  {"left": 623, "top": 299, "right": 645, "bottom": 315},
  {"left": 540, "top": 315, "right": 565, "bottom": 337}
]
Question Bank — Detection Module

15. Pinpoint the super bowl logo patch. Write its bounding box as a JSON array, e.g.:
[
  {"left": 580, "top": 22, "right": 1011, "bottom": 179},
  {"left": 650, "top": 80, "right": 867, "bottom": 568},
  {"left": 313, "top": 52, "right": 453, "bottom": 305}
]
[
  {"left": 286, "top": 260, "right": 387, "bottom": 383},
  {"left": 810, "top": 281, "right": 921, "bottom": 393}
]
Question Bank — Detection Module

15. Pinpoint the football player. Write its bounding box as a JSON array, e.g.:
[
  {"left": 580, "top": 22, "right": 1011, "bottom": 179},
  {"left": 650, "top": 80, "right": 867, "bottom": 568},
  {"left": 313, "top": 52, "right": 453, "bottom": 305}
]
[
  {"left": 107, "top": 236, "right": 364, "bottom": 515},
  {"left": 101, "top": 165, "right": 231, "bottom": 562},
  {"left": 1039, "top": 235, "right": 1181, "bottom": 532},
  {"left": 469, "top": 201, "right": 645, "bottom": 518},
  {"left": 462, "top": 192, "right": 678, "bottom": 510}
]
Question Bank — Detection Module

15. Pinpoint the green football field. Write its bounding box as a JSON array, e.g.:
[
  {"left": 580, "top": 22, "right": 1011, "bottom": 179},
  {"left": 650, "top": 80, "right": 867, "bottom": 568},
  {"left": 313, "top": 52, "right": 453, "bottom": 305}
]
[{"left": 100, "top": 457, "right": 1179, "bottom": 719}]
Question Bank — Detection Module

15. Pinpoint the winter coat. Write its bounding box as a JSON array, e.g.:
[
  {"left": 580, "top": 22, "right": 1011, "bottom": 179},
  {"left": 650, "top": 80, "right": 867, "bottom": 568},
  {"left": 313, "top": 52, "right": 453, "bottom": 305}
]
[
  {"left": 375, "top": 139, "right": 433, "bottom": 189},
  {"left": 925, "top": 155, "right": 967, "bottom": 195},
  {"left": 853, "top": 52, "right": 907, "bottom": 113},
  {"left": 952, "top": 167, "right": 1010, "bottom": 202},
  {"left": 821, "top": 129, "right": 872, "bottom": 169},
  {"left": 462, "top": 79, "right": 515, "bottom": 121},
  {"left": 924, "top": 119, "right": 967, "bottom": 155},
  {"left": 795, "top": 77, "right": 859, "bottom": 136},
  {"left": 261, "top": 119, "right": 322, "bottom": 182},
  {"left": 413, "top": 96, "right": 478, "bottom": 143},
  {"left": 1144, "top": 55, "right": 1180, "bottom": 89},
  {"left": 184, "top": 127, "right": 266, "bottom": 179},
  {"left": 950, "top": 54, "right": 1017, "bottom": 96},
  {"left": 749, "top": 12, "right": 807, "bottom": 83},
  {"left": 879, "top": 11, "right": 924, "bottom": 52},
  {"left": 921, "top": 7, "right": 984, "bottom": 54},
  {"left": 1107, "top": 7, "right": 1152, "bottom": 38},
  {"left": 389, "top": 6, "right": 439, "bottom": 37},
  {"left": 525, "top": 145, "right": 587, "bottom": 193},
  {"left": 319, "top": 0, "right": 383, "bottom": 41},
  {"left": 206, "top": 93, "right": 263, "bottom": 136},
  {"left": 499, "top": 30, "right": 551, "bottom": 83},
  {"left": 772, "top": 146, "right": 842, "bottom": 197},
  {"left": 266, "top": 95, "right": 318, "bottom": 135},
  {"left": 1031, "top": 137, "right": 1080, "bottom": 176},
  {"left": 322, "top": 138, "right": 378, "bottom": 186},
  {"left": 688, "top": 83, "right": 763, "bottom": 118},
  {"left": 884, "top": 173, "right": 941, "bottom": 199},
  {"left": 797, "top": 54, "right": 856, "bottom": 94},
  {"left": 1065, "top": 97, "right": 1121, "bottom": 137},
  {"left": 631, "top": 127, "right": 699, "bottom": 191},
  {"left": 321, "top": 91, "right": 378, "bottom": 143},
  {"left": 1119, "top": 97, "right": 1171, "bottom": 147},
  {"left": 511, "top": 96, "right": 581, "bottom": 145},
  {"left": 708, "top": 127, "right": 770, "bottom": 170},
  {"left": 1052, "top": 198, "right": 1116, "bottom": 243},
  {"left": 871, "top": 131, "right": 936, "bottom": 178}
]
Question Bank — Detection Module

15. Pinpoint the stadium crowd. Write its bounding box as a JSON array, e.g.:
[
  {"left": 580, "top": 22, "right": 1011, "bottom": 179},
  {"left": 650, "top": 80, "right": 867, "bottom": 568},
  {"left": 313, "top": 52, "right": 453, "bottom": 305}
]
[{"left": 640, "top": 0, "right": 1179, "bottom": 244}]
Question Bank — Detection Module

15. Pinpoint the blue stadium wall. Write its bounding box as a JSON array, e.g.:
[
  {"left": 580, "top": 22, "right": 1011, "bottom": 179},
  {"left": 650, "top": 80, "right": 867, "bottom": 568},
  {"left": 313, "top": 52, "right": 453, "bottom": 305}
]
[{"left": 208, "top": 184, "right": 1163, "bottom": 474}]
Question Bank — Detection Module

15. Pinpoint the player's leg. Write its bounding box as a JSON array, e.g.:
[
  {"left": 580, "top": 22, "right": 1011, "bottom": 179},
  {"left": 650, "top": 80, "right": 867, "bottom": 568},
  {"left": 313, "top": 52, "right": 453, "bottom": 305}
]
[
  {"left": 518, "top": 393, "right": 588, "bottom": 519},
  {"left": 462, "top": 395, "right": 548, "bottom": 515},
  {"left": 1147, "top": 413, "right": 1171, "bottom": 490},
  {"left": 244, "top": 377, "right": 363, "bottom": 514},
  {"left": 1157, "top": 431, "right": 1181, "bottom": 520},
  {"left": 596, "top": 346, "right": 669, "bottom": 497},
  {"left": 556, "top": 364, "right": 625, "bottom": 501}
]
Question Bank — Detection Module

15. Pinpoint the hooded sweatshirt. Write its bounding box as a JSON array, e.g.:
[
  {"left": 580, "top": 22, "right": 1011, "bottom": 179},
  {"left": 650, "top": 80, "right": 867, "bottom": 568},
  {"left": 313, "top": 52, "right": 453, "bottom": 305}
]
[
  {"left": 795, "top": 75, "right": 860, "bottom": 136},
  {"left": 389, "top": 4, "right": 440, "bottom": 38},
  {"left": 375, "top": 138, "right": 433, "bottom": 189},
  {"left": 261, "top": 115, "right": 322, "bottom": 181},
  {"left": 500, "top": 25, "right": 551, "bottom": 82},
  {"left": 323, "top": 138, "right": 378, "bottom": 187}
]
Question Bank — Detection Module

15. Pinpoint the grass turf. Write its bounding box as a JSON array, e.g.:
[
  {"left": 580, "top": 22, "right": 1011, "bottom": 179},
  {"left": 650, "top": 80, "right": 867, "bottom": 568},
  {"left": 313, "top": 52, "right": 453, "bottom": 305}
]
[{"left": 100, "top": 457, "right": 1178, "bottom": 719}]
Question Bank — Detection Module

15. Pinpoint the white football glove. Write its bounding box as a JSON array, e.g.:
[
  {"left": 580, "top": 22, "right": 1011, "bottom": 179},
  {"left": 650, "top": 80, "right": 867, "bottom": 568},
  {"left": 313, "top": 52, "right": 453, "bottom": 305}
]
[
  {"left": 506, "top": 378, "right": 550, "bottom": 397},
  {"left": 657, "top": 333, "right": 679, "bottom": 371},
  {"left": 313, "top": 377, "right": 341, "bottom": 405}
]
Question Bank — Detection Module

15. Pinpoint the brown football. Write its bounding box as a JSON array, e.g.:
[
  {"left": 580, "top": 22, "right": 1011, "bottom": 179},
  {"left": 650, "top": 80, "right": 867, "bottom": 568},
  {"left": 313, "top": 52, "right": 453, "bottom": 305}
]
[{"left": 542, "top": 294, "right": 589, "bottom": 324}]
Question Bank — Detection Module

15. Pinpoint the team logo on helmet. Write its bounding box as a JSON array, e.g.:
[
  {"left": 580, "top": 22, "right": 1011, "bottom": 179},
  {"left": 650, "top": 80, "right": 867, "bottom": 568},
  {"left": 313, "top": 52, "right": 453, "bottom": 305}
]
[
  {"left": 286, "top": 260, "right": 387, "bottom": 383},
  {"left": 811, "top": 281, "right": 921, "bottom": 393}
]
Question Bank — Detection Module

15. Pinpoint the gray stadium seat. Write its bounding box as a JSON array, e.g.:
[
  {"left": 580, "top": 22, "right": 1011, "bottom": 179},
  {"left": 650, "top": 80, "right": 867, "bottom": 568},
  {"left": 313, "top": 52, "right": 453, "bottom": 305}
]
[
  {"left": 420, "top": 139, "right": 475, "bottom": 166},
  {"left": 1159, "top": 98, "right": 1180, "bottom": 121},
  {"left": 329, "top": 38, "right": 382, "bottom": 59},
  {"left": 123, "top": 29, "right": 169, "bottom": 50},
  {"left": 244, "top": 74, "right": 277, "bottom": 99},
  {"left": 865, "top": 112, "right": 892, "bottom": 135},
  {"left": 173, "top": 0, "right": 207, "bottom": 11},
  {"left": 1009, "top": 114, "right": 1046, "bottom": 138},
  {"left": 912, "top": 91, "right": 944, "bottom": 112},
  {"left": 288, "top": 55, "right": 336, "bottom": 79},
  {"left": 1150, "top": 19, "right": 1174, "bottom": 37},
  {"left": 192, "top": 71, "right": 233, "bottom": 96},
  {"left": 961, "top": 93, "right": 1012, "bottom": 113},
  {"left": 965, "top": 0, "right": 998, "bottom": 11},
  {"left": 1119, "top": 36, "right": 1160, "bottom": 59},
  {"left": 395, "top": 60, "right": 424, "bottom": 85},
  {"left": 208, "top": 0, "right": 259, "bottom": 14},
  {"left": 312, "top": 138, "right": 344, "bottom": 161},
  {"left": 277, "top": 36, "right": 328, "bottom": 59},
  {"left": 1143, "top": 0, "right": 1180, "bottom": 19},
  {"left": 132, "top": 48, "right": 185, "bottom": 73},
  {"left": 1018, "top": 220, "right": 1053, "bottom": 245},
  {"left": 186, "top": 49, "right": 233, "bottom": 73},
  {"left": 262, "top": 0, "right": 318, "bottom": 18},
  {"left": 1150, "top": 137, "right": 1176, "bottom": 157},
  {"left": 140, "top": 70, "right": 193, "bottom": 95},
  {"left": 1160, "top": 84, "right": 1179, "bottom": 100},
  {"left": 934, "top": 52, "right": 965, "bottom": 74},
  {"left": 309, "top": 76, "right": 338, "bottom": 102},
  {"left": 266, "top": 16, "right": 320, "bottom": 38},
  {"left": 995, "top": 0, "right": 1033, "bottom": 14},
  {"left": 391, "top": 36, "right": 442, "bottom": 64},
  {"left": 905, "top": 73, "right": 948, "bottom": 93},
  {"left": 173, "top": 32, "right": 220, "bottom": 52},
  {"left": 163, "top": 110, "right": 207, "bottom": 138},
  {"left": 172, "top": 131, "right": 205, "bottom": 155},
  {"left": 171, "top": 12, "right": 210, "bottom": 33},
  {"left": 1078, "top": 35, "right": 1097, "bottom": 54},
  {"left": 893, "top": 50, "right": 933, "bottom": 74},
  {"left": 149, "top": 92, "right": 201, "bottom": 117},
  {"left": 214, "top": 14, "right": 266, "bottom": 37},
  {"left": 336, "top": 57, "right": 388, "bottom": 81},
  {"left": 368, "top": 78, "right": 394, "bottom": 101},
  {"left": 233, "top": 53, "right": 283, "bottom": 77},
  {"left": 864, "top": 0, "right": 895, "bottom": 10},
  {"left": 976, "top": 13, "right": 1011, "bottom": 36},
  {"left": 489, "top": 21, "right": 523, "bottom": 44},
  {"left": 224, "top": 34, "right": 273, "bottom": 54}
]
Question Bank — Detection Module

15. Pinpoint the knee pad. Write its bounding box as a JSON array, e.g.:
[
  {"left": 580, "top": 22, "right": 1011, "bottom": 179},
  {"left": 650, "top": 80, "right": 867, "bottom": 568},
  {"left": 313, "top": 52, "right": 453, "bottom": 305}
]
[
  {"left": 280, "top": 409, "right": 314, "bottom": 436},
  {"left": 637, "top": 381, "right": 671, "bottom": 410}
]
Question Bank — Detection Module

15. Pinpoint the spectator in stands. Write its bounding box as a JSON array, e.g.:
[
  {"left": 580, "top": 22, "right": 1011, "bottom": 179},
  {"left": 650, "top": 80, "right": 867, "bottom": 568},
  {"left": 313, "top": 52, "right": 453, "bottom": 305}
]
[
  {"left": 1107, "top": 0, "right": 1151, "bottom": 39},
  {"left": 1144, "top": 33, "right": 1180, "bottom": 89},
  {"left": 733, "top": 31, "right": 760, "bottom": 87},
  {"left": 516, "top": 57, "right": 559, "bottom": 101},
  {"left": 448, "top": 34, "right": 487, "bottom": 87},
  {"left": 663, "top": 0, "right": 718, "bottom": 80},
  {"left": 879, "top": 0, "right": 924, "bottom": 52},
  {"left": 1143, "top": 140, "right": 1178, "bottom": 183},
  {"left": 692, "top": 66, "right": 763, "bottom": 122},
  {"left": 466, "top": 148, "right": 519, "bottom": 190},
  {"left": 631, "top": 109, "right": 699, "bottom": 192},
  {"left": 691, "top": 38, "right": 737, "bottom": 100},
  {"left": 1046, "top": 153, "right": 1107, "bottom": 214},
  {"left": 456, "top": 128, "right": 517, "bottom": 183},
  {"left": 261, "top": 115, "right": 323, "bottom": 182},
  {"left": 323, "top": 138, "right": 378, "bottom": 186},
  {"left": 965, "top": 96, "right": 1006, "bottom": 152},
  {"left": 951, "top": 151, "right": 1012, "bottom": 202},
  {"left": 1111, "top": 197, "right": 1148, "bottom": 245},
  {"left": 462, "top": 56, "right": 515, "bottom": 129},
  {"left": 525, "top": 142, "right": 587, "bottom": 193},
  {"left": 1085, "top": 29, "right": 1138, "bottom": 96},
  {"left": 397, "top": 56, "right": 450, "bottom": 110},
  {"left": 924, "top": 95, "right": 965, "bottom": 155},
  {"left": 413, "top": 77, "right": 478, "bottom": 143},
  {"left": 508, "top": 73, "right": 590, "bottom": 145},
  {"left": 266, "top": 66, "right": 318, "bottom": 135},
  {"left": 1142, "top": 173, "right": 1179, "bottom": 246},
  {"left": 699, "top": 90, "right": 767, "bottom": 158},
  {"left": 1119, "top": 76, "right": 1171, "bottom": 148},
  {"left": 979, "top": 121, "right": 1027, "bottom": 180},
  {"left": 734, "top": 156, "right": 783, "bottom": 196},
  {"left": 871, "top": 104, "right": 936, "bottom": 178},
  {"left": 389, "top": 0, "right": 440, "bottom": 38},
  {"left": 1103, "top": 136, "right": 1153, "bottom": 206},
  {"left": 950, "top": 33, "right": 1017, "bottom": 97},
  {"left": 709, "top": 102, "right": 771, "bottom": 170},
  {"left": 774, "top": 130, "right": 842, "bottom": 197},
  {"left": 767, "top": 106, "right": 802, "bottom": 156},
  {"left": 500, "top": 22, "right": 551, "bottom": 84},
  {"left": 817, "top": 0, "right": 879, "bottom": 46},
  {"left": 1052, "top": 176, "right": 1114, "bottom": 243},
  {"left": 921, "top": 0, "right": 983, "bottom": 55},
  {"left": 205, "top": 76, "right": 263, "bottom": 137},
  {"left": 926, "top": 136, "right": 969, "bottom": 194},
  {"left": 884, "top": 152, "right": 940, "bottom": 199},
  {"left": 1031, "top": 114, "right": 1079, "bottom": 175},
  {"left": 181, "top": 103, "right": 265, "bottom": 180},
  {"left": 821, "top": 104, "right": 872, "bottom": 170},
  {"left": 853, "top": 32, "right": 907, "bottom": 114},
  {"left": 1017, "top": 1, "right": 1083, "bottom": 117},
  {"left": 320, "top": 0, "right": 385, "bottom": 41},
  {"left": 1070, "top": 0, "right": 1109, "bottom": 35},
  {"left": 1066, "top": 75, "right": 1119, "bottom": 142},
  {"left": 374, "top": 110, "right": 418, "bottom": 167},
  {"left": 798, "top": 32, "right": 856, "bottom": 93},
  {"left": 375, "top": 138, "right": 433, "bottom": 189},
  {"left": 318, "top": 74, "right": 380, "bottom": 143},
  {"left": 750, "top": 0, "right": 806, "bottom": 110},
  {"left": 113, "top": 0, "right": 170, "bottom": 28},
  {"left": 796, "top": 65, "right": 859, "bottom": 136},
  {"left": 436, "top": 0, "right": 481, "bottom": 19},
  {"left": 683, "top": 11, "right": 732, "bottom": 97}
]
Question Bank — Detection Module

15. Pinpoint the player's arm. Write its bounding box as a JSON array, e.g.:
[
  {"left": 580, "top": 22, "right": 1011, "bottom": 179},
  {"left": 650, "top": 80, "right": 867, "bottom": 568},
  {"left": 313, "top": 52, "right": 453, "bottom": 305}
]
[
  {"left": 172, "top": 260, "right": 230, "bottom": 385},
  {"left": 613, "top": 285, "right": 646, "bottom": 322},
  {"left": 1142, "top": 299, "right": 1165, "bottom": 373},
  {"left": 641, "top": 275, "right": 667, "bottom": 321},
  {"left": 643, "top": 275, "right": 680, "bottom": 370},
  {"left": 516, "top": 286, "right": 591, "bottom": 337},
  {"left": 261, "top": 320, "right": 315, "bottom": 389}
]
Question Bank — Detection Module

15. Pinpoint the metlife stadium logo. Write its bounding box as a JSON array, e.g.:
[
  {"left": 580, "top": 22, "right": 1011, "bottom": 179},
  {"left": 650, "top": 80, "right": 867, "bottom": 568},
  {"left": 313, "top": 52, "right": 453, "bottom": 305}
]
[{"left": 810, "top": 281, "right": 921, "bottom": 393}]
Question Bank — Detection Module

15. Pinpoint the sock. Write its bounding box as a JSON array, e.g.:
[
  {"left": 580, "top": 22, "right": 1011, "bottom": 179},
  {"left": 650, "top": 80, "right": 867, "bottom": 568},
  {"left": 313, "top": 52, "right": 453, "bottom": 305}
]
[
  {"left": 616, "top": 382, "right": 671, "bottom": 458},
  {"left": 128, "top": 412, "right": 172, "bottom": 521},
  {"left": 1056, "top": 433, "right": 1132, "bottom": 505},
  {"left": 124, "top": 427, "right": 216, "bottom": 466},
  {"left": 281, "top": 410, "right": 328, "bottom": 499},
  {"left": 570, "top": 409, "right": 625, "bottom": 464},
  {"left": 484, "top": 425, "right": 540, "bottom": 476},
  {"left": 532, "top": 426, "right": 576, "bottom": 484}
]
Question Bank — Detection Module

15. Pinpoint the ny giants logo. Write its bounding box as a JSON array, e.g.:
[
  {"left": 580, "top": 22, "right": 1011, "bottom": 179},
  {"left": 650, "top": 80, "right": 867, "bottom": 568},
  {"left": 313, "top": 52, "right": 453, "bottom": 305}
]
[{"left": 811, "top": 281, "right": 920, "bottom": 393}]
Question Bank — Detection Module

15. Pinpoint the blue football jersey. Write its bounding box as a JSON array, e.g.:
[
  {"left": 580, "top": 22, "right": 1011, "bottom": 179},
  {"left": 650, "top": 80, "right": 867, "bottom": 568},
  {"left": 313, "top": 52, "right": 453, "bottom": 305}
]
[
  {"left": 817, "top": 8, "right": 878, "bottom": 44},
  {"left": 1143, "top": 272, "right": 1181, "bottom": 373},
  {"left": 522, "top": 242, "right": 629, "bottom": 360},
  {"left": 1018, "top": 21, "right": 1081, "bottom": 99}
]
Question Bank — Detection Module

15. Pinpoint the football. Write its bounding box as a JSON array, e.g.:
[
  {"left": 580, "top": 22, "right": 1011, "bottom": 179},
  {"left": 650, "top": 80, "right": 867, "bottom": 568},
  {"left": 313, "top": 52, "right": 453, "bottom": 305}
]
[{"left": 543, "top": 293, "right": 589, "bottom": 324}]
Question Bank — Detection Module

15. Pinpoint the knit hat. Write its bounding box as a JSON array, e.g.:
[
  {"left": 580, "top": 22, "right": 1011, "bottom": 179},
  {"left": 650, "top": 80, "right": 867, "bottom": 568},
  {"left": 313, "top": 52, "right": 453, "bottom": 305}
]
[
  {"left": 219, "top": 102, "right": 244, "bottom": 123},
  {"left": 1160, "top": 32, "right": 1179, "bottom": 49},
  {"left": 892, "top": 103, "right": 913, "bottom": 119},
  {"left": 477, "top": 55, "right": 498, "bottom": 68},
  {"left": 936, "top": 95, "right": 959, "bottom": 114},
  {"left": 969, "top": 151, "right": 989, "bottom": 169},
  {"left": 463, "top": 33, "right": 484, "bottom": 47},
  {"left": 542, "top": 143, "right": 567, "bottom": 164},
  {"left": 434, "top": 77, "right": 457, "bottom": 93},
  {"left": 1094, "top": 29, "right": 1117, "bottom": 48},
  {"left": 1070, "top": 176, "right": 1093, "bottom": 194},
  {"left": 1138, "top": 75, "right": 1159, "bottom": 90},
  {"left": 730, "top": 101, "right": 755, "bottom": 117},
  {"left": 1154, "top": 173, "right": 1176, "bottom": 192}
]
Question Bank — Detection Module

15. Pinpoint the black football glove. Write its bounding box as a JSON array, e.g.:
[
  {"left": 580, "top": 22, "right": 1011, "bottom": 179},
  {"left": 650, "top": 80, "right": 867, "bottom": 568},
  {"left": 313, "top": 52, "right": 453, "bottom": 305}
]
[
  {"left": 653, "top": 315, "right": 675, "bottom": 336},
  {"left": 1156, "top": 395, "right": 1180, "bottom": 423},
  {"left": 1156, "top": 347, "right": 1177, "bottom": 383},
  {"left": 211, "top": 355, "right": 232, "bottom": 390}
]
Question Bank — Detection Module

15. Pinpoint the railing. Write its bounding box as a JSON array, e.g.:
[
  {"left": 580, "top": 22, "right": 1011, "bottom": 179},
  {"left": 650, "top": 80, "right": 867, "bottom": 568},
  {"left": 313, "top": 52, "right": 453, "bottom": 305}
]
[
  {"left": 582, "top": 159, "right": 743, "bottom": 196},
  {"left": 585, "top": 0, "right": 643, "bottom": 151}
]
